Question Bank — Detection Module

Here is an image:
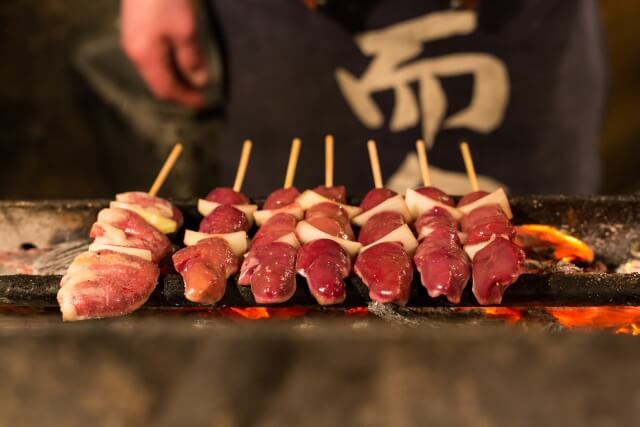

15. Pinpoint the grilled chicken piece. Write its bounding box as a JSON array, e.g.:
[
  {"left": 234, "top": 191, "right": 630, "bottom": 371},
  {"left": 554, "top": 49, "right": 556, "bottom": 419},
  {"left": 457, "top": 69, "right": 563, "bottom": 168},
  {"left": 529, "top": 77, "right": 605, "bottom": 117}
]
[
  {"left": 458, "top": 191, "right": 524, "bottom": 305},
  {"left": 240, "top": 187, "right": 303, "bottom": 304},
  {"left": 355, "top": 188, "right": 414, "bottom": 306},
  {"left": 58, "top": 250, "right": 159, "bottom": 321},
  {"left": 173, "top": 237, "right": 239, "bottom": 304},
  {"left": 90, "top": 208, "right": 172, "bottom": 263},
  {"left": 355, "top": 242, "right": 413, "bottom": 306}
]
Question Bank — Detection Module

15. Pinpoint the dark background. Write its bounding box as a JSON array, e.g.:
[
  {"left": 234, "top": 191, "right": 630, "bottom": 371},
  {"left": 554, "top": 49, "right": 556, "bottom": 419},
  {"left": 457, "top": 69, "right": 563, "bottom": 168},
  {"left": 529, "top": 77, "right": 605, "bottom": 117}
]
[{"left": 0, "top": 1, "right": 639, "bottom": 198}]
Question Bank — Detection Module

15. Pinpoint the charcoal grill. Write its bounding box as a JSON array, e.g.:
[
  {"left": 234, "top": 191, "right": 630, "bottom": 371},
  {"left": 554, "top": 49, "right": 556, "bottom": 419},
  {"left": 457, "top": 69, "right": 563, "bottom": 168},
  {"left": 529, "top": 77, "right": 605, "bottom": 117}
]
[{"left": 1, "top": 195, "right": 640, "bottom": 310}]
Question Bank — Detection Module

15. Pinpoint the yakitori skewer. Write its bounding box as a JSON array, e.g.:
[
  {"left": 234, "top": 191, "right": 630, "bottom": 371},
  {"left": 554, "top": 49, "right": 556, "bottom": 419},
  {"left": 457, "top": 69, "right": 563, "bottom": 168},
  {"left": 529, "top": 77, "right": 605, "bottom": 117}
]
[
  {"left": 252, "top": 138, "right": 304, "bottom": 225},
  {"left": 177, "top": 140, "right": 255, "bottom": 304},
  {"left": 415, "top": 139, "right": 431, "bottom": 188},
  {"left": 195, "top": 139, "right": 257, "bottom": 223},
  {"left": 411, "top": 139, "right": 471, "bottom": 304},
  {"left": 59, "top": 144, "right": 185, "bottom": 321},
  {"left": 233, "top": 139, "right": 253, "bottom": 193},
  {"left": 367, "top": 139, "right": 384, "bottom": 189},
  {"left": 325, "top": 134, "right": 334, "bottom": 188},
  {"left": 149, "top": 143, "right": 184, "bottom": 196},
  {"left": 459, "top": 141, "right": 479, "bottom": 192},
  {"left": 293, "top": 135, "right": 362, "bottom": 305},
  {"left": 240, "top": 138, "right": 305, "bottom": 303},
  {"left": 284, "top": 137, "right": 302, "bottom": 189},
  {"left": 456, "top": 141, "right": 525, "bottom": 305},
  {"left": 352, "top": 139, "right": 416, "bottom": 306}
]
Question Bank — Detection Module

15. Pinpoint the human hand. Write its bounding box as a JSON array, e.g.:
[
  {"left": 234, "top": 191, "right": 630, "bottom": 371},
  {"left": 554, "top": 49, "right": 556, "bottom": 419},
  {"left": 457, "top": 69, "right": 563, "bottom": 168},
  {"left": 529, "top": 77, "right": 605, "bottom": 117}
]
[{"left": 121, "top": 0, "right": 208, "bottom": 108}]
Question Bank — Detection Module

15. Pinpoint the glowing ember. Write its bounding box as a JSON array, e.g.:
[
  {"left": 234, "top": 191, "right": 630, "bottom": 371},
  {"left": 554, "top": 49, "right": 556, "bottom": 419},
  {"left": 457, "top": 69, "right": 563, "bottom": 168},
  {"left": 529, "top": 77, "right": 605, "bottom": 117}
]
[
  {"left": 547, "top": 307, "right": 640, "bottom": 333},
  {"left": 345, "top": 307, "right": 369, "bottom": 316},
  {"left": 222, "top": 307, "right": 309, "bottom": 320},
  {"left": 615, "top": 324, "right": 640, "bottom": 336},
  {"left": 226, "top": 307, "right": 271, "bottom": 320},
  {"left": 216, "top": 306, "right": 369, "bottom": 320},
  {"left": 515, "top": 224, "right": 594, "bottom": 263},
  {"left": 480, "top": 307, "right": 523, "bottom": 323},
  {"left": 455, "top": 307, "right": 523, "bottom": 323}
]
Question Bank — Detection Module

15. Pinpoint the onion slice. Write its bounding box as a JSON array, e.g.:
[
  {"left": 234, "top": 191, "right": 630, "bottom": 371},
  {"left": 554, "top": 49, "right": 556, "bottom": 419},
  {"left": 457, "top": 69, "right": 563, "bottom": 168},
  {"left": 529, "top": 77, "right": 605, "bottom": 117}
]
[
  {"left": 109, "top": 201, "right": 178, "bottom": 234},
  {"left": 87, "top": 243, "right": 153, "bottom": 261},
  {"left": 295, "top": 221, "right": 362, "bottom": 258},
  {"left": 352, "top": 195, "right": 411, "bottom": 227},
  {"left": 418, "top": 227, "right": 467, "bottom": 244},
  {"left": 464, "top": 235, "right": 506, "bottom": 261},
  {"left": 405, "top": 188, "right": 464, "bottom": 221},
  {"left": 253, "top": 203, "right": 304, "bottom": 226},
  {"left": 458, "top": 188, "right": 513, "bottom": 219},
  {"left": 275, "top": 232, "right": 301, "bottom": 249},
  {"left": 360, "top": 224, "right": 419, "bottom": 255},
  {"left": 183, "top": 230, "right": 248, "bottom": 256},
  {"left": 295, "top": 190, "right": 362, "bottom": 218}
]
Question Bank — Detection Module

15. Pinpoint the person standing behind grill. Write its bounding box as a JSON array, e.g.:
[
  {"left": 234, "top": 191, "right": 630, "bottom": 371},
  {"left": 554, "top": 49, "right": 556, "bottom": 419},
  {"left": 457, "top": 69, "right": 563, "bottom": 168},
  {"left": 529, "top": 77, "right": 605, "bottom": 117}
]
[{"left": 120, "top": 0, "right": 606, "bottom": 196}]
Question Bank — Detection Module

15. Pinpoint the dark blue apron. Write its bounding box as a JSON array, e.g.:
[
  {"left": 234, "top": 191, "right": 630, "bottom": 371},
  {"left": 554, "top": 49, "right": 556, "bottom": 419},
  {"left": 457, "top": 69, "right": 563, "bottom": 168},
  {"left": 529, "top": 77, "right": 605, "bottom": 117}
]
[{"left": 208, "top": 0, "right": 606, "bottom": 195}]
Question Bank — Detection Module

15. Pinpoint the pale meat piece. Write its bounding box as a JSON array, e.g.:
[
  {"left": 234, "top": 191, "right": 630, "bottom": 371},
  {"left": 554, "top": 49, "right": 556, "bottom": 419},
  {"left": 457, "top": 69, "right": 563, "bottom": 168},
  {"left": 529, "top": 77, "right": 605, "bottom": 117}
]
[
  {"left": 239, "top": 212, "right": 298, "bottom": 285},
  {"left": 249, "top": 242, "right": 298, "bottom": 304},
  {"left": 358, "top": 211, "right": 405, "bottom": 246},
  {"left": 58, "top": 250, "right": 159, "bottom": 321},
  {"left": 305, "top": 202, "right": 355, "bottom": 241},
  {"left": 263, "top": 187, "right": 300, "bottom": 209},
  {"left": 205, "top": 187, "right": 250, "bottom": 205},
  {"left": 354, "top": 242, "right": 413, "bottom": 306},
  {"left": 414, "top": 207, "right": 458, "bottom": 237},
  {"left": 359, "top": 188, "right": 396, "bottom": 212},
  {"left": 472, "top": 237, "right": 525, "bottom": 305},
  {"left": 199, "top": 204, "right": 250, "bottom": 234},
  {"left": 415, "top": 186, "right": 456, "bottom": 206},
  {"left": 296, "top": 239, "right": 350, "bottom": 305},
  {"left": 89, "top": 208, "right": 172, "bottom": 263},
  {"left": 312, "top": 185, "right": 346, "bottom": 203},
  {"left": 460, "top": 205, "right": 515, "bottom": 244},
  {"left": 173, "top": 237, "right": 239, "bottom": 304},
  {"left": 457, "top": 190, "right": 489, "bottom": 207},
  {"left": 116, "top": 191, "right": 184, "bottom": 228}
]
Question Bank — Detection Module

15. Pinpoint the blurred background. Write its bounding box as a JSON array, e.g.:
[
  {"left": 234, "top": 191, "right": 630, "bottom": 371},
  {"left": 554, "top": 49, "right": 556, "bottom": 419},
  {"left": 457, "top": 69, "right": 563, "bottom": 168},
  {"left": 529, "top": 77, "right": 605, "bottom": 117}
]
[{"left": 0, "top": 0, "right": 639, "bottom": 198}]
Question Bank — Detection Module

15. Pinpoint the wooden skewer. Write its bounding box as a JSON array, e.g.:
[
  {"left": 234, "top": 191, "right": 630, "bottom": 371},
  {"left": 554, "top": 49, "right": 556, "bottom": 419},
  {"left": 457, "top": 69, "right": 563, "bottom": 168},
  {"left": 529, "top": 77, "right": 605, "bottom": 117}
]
[
  {"left": 459, "top": 141, "right": 479, "bottom": 192},
  {"left": 325, "top": 134, "right": 334, "bottom": 188},
  {"left": 284, "top": 138, "right": 302, "bottom": 189},
  {"left": 233, "top": 139, "right": 253, "bottom": 192},
  {"left": 367, "top": 139, "right": 383, "bottom": 189},
  {"left": 148, "top": 143, "right": 184, "bottom": 196},
  {"left": 415, "top": 139, "right": 431, "bottom": 187}
]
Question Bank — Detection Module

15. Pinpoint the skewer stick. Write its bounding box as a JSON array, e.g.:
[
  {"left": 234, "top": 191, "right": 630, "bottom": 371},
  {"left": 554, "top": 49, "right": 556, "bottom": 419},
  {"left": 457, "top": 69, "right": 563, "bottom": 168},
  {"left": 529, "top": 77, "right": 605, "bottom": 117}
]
[
  {"left": 459, "top": 141, "right": 479, "bottom": 192},
  {"left": 367, "top": 139, "right": 384, "bottom": 189},
  {"left": 284, "top": 138, "right": 302, "bottom": 189},
  {"left": 148, "top": 143, "right": 183, "bottom": 196},
  {"left": 233, "top": 139, "right": 253, "bottom": 192},
  {"left": 415, "top": 139, "right": 431, "bottom": 187},
  {"left": 325, "top": 134, "right": 334, "bottom": 188}
]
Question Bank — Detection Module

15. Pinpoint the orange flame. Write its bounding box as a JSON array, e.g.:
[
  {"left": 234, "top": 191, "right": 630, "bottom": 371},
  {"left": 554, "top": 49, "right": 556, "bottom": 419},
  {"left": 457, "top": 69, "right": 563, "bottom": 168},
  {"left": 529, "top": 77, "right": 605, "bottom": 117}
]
[
  {"left": 515, "top": 224, "right": 594, "bottom": 263},
  {"left": 546, "top": 307, "right": 640, "bottom": 334},
  {"left": 218, "top": 307, "right": 368, "bottom": 320},
  {"left": 615, "top": 324, "right": 640, "bottom": 336},
  {"left": 456, "top": 307, "right": 523, "bottom": 323},
  {"left": 480, "top": 307, "right": 523, "bottom": 323}
]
